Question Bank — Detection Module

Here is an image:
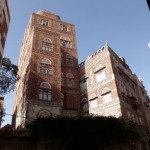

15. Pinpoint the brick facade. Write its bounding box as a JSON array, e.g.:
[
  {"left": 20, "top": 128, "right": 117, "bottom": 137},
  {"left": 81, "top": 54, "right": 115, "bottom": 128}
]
[
  {"left": 79, "top": 44, "right": 150, "bottom": 123},
  {"left": 0, "top": 0, "right": 10, "bottom": 63},
  {"left": 13, "top": 10, "right": 150, "bottom": 149},
  {"left": 13, "top": 11, "right": 80, "bottom": 128},
  {"left": 79, "top": 44, "right": 150, "bottom": 149}
]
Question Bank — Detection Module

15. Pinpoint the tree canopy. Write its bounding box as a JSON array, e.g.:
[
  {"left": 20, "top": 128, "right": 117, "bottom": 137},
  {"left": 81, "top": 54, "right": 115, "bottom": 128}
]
[
  {"left": 0, "top": 58, "right": 18, "bottom": 95},
  {"left": 26, "top": 116, "right": 141, "bottom": 147}
]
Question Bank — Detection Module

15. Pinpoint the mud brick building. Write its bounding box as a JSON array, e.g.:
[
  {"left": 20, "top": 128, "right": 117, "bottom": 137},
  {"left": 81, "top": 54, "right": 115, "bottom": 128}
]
[
  {"left": 12, "top": 10, "right": 150, "bottom": 149},
  {"left": 13, "top": 11, "right": 80, "bottom": 128},
  {"left": 79, "top": 44, "right": 150, "bottom": 122},
  {"left": 0, "top": 0, "right": 10, "bottom": 127},
  {"left": 0, "top": 0, "right": 10, "bottom": 63},
  {"left": 79, "top": 44, "right": 150, "bottom": 149}
]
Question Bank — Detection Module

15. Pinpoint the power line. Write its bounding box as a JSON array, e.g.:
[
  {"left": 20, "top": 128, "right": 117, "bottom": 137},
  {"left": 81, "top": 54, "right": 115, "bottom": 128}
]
[{"left": 1, "top": 112, "right": 36, "bottom": 121}]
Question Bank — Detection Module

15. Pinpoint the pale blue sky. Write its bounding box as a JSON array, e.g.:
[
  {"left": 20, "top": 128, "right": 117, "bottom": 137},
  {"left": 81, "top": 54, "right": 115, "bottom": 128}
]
[{"left": 2, "top": 0, "right": 150, "bottom": 126}]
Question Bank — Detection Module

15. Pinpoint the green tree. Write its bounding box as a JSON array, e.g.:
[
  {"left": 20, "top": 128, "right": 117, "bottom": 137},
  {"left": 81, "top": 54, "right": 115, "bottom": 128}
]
[
  {"left": 0, "top": 58, "right": 18, "bottom": 95},
  {"left": 26, "top": 116, "right": 141, "bottom": 149}
]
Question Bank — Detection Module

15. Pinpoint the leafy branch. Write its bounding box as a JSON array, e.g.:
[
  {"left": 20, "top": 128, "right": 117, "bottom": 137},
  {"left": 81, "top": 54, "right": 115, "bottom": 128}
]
[{"left": 0, "top": 58, "right": 18, "bottom": 95}]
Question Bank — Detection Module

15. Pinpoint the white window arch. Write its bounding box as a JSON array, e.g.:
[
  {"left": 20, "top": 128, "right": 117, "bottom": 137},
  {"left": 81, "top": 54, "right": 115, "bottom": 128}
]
[
  {"left": 101, "top": 87, "right": 111, "bottom": 103},
  {"left": 41, "top": 58, "right": 52, "bottom": 65},
  {"left": 102, "top": 87, "right": 111, "bottom": 95},
  {"left": 90, "top": 93, "right": 97, "bottom": 99},
  {"left": 43, "top": 38, "right": 52, "bottom": 43},
  {"left": 40, "top": 82, "right": 51, "bottom": 89},
  {"left": 96, "top": 64, "right": 104, "bottom": 72}
]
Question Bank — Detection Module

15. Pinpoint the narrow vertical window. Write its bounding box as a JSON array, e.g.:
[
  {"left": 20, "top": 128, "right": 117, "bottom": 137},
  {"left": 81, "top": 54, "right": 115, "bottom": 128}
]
[
  {"left": 94, "top": 65, "right": 106, "bottom": 83},
  {"left": 101, "top": 87, "right": 112, "bottom": 103},
  {"left": 39, "top": 82, "right": 52, "bottom": 101},
  {"left": 80, "top": 74, "right": 88, "bottom": 92},
  {"left": 40, "top": 58, "right": 53, "bottom": 75},
  {"left": 66, "top": 73, "right": 74, "bottom": 87},
  {"left": 66, "top": 54, "right": 73, "bottom": 66},
  {"left": 89, "top": 93, "right": 97, "bottom": 108}
]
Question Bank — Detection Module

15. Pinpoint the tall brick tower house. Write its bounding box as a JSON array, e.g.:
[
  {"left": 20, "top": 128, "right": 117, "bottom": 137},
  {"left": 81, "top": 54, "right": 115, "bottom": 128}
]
[
  {"left": 13, "top": 11, "right": 80, "bottom": 128},
  {"left": 0, "top": 0, "right": 10, "bottom": 64}
]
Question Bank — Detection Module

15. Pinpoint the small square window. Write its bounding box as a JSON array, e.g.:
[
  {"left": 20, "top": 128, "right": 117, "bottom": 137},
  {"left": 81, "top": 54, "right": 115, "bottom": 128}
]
[
  {"left": 41, "top": 19, "right": 49, "bottom": 26},
  {"left": 60, "top": 24, "right": 68, "bottom": 31}
]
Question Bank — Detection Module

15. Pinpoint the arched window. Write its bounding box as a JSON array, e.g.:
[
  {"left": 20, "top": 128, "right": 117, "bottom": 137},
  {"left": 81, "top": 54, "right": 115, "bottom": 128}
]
[
  {"left": 66, "top": 54, "right": 73, "bottom": 66},
  {"left": 101, "top": 87, "right": 111, "bottom": 103},
  {"left": 39, "top": 82, "right": 52, "bottom": 101},
  {"left": 66, "top": 73, "right": 74, "bottom": 87},
  {"left": 95, "top": 64, "right": 106, "bottom": 83},
  {"left": 95, "top": 64, "right": 104, "bottom": 72},
  {"left": 42, "top": 58, "right": 51, "bottom": 64},
  {"left": 89, "top": 93, "right": 97, "bottom": 108},
  {"left": 40, "top": 58, "right": 53, "bottom": 75},
  {"left": 42, "top": 38, "right": 53, "bottom": 52},
  {"left": 38, "top": 110, "right": 51, "bottom": 118}
]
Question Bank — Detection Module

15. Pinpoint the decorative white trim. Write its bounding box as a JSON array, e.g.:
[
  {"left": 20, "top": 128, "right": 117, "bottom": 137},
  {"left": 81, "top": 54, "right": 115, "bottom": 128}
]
[{"left": 89, "top": 98, "right": 119, "bottom": 112}]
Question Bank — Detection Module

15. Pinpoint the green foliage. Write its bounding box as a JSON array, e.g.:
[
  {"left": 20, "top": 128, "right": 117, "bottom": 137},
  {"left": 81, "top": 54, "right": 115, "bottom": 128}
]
[
  {"left": 0, "top": 58, "right": 18, "bottom": 95},
  {"left": 26, "top": 116, "right": 141, "bottom": 145}
]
